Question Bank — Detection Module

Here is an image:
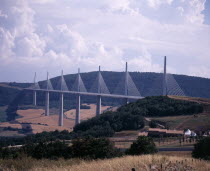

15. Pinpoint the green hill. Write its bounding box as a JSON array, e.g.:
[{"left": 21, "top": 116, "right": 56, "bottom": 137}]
[
  {"left": 0, "top": 96, "right": 204, "bottom": 147},
  {"left": 1, "top": 72, "right": 210, "bottom": 107},
  {"left": 1, "top": 72, "right": 210, "bottom": 121},
  {"left": 74, "top": 96, "right": 203, "bottom": 135}
]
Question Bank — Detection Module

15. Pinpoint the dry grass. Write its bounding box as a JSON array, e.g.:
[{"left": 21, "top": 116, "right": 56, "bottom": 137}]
[
  {"left": 169, "top": 96, "right": 210, "bottom": 105},
  {"left": 0, "top": 155, "right": 209, "bottom": 171},
  {"left": 65, "top": 104, "right": 111, "bottom": 121},
  {"left": 33, "top": 155, "right": 210, "bottom": 171},
  {"left": 151, "top": 113, "right": 210, "bottom": 130},
  {"left": 0, "top": 104, "right": 112, "bottom": 135},
  {"left": 158, "top": 151, "right": 192, "bottom": 157}
]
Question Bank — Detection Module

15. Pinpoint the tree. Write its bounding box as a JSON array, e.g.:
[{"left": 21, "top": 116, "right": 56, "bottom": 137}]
[
  {"left": 192, "top": 137, "right": 210, "bottom": 160},
  {"left": 126, "top": 136, "right": 158, "bottom": 155},
  {"left": 24, "top": 141, "right": 72, "bottom": 159},
  {"left": 71, "top": 137, "right": 122, "bottom": 159},
  {"left": 149, "top": 120, "right": 157, "bottom": 128}
]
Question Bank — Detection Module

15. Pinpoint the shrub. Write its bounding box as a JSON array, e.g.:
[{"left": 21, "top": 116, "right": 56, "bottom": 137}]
[
  {"left": 71, "top": 137, "right": 122, "bottom": 159},
  {"left": 149, "top": 120, "right": 157, "bottom": 128},
  {"left": 126, "top": 136, "right": 158, "bottom": 155},
  {"left": 0, "top": 147, "right": 22, "bottom": 159},
  {"left": 192, "top": 137, "right": 210, "bottom": 160},
  {"left": 24, "top": 141, "right": 72, "bottom": 159}
]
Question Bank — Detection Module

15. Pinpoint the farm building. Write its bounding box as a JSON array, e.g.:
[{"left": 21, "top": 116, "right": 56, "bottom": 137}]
[{"left": 148, "top": 128, "right": 184, "bottom": 137}]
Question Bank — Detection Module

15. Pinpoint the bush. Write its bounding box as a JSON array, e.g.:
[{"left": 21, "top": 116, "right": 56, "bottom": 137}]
[
  {"left": 126, "top": 136, "right": 158, "bottom": 155},
  {"left": 24, "top": 141, "right": 72, "bottom": 159},
  {"left": 0, "top": 147, "right": 22, "bottom": 159},
  {"left": 149, "top": 120, "right": 157, "bottom": 128},
  {"left": 71, "top": 137, "right": 122, "bottom": 159},
  {"left": 192, "top": 137, "right": 210, "bottom": 160}
]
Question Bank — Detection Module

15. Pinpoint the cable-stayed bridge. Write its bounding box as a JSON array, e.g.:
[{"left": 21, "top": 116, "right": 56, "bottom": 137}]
[{"left": 25, "top": 56, "right": 186, "bottom": 127}]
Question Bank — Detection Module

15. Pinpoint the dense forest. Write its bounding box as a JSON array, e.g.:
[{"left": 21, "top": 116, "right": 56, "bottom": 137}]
[
  {"left": 74, "top": 96, "right": 203, "bottom": 133},
  {"left": 118, "top": 96, "right": 203, "bottom": 117}
]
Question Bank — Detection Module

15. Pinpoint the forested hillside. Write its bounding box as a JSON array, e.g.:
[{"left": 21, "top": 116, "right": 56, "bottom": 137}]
[
  {"left": 0, "top": 86, "right": 20, "bottom": 107},
  {"left": 0, "top": 96, "right": 203, "bottom": 147},
  {"left": 0, "top": 72, "right": 210, "bottom": 119},
  {"left": 38, "top": 71, "right": 210, "bottom": 98},
  {"left": 74, "top": 96, "right": 203, "bottom": 134}
]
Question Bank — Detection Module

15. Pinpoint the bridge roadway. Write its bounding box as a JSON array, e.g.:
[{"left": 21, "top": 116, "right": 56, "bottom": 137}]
[{"left": 25, "top": 88, "right": 144, "bottom": 100}]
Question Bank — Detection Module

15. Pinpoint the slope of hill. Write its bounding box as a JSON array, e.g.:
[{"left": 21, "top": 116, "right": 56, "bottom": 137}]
[
  {"left": 1, "top": 72, "right": 210, "bottom": 108},
  {"left": 0, "top": 95, "right": 209, "bottom": 150},
  {"left": 0, "top": 104, "right": 112, "bottom": 137},
  {"left": 73, "top": 96, "right": 204, "bottom": 136},
  {"left": 0, "top": 72, "right": 210, "bottom": 123},
  {"left": 145, "top": 96, "right": 210, "bottom": 131},
  {"left": 38, "top": 71, "right": 210, "bottom": 99},
  {"left": 0, "top": 86, "right": 20, "bottom": 107}
]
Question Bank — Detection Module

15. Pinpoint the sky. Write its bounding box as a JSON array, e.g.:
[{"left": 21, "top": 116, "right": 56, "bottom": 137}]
[{"left": 0, "top": 0, "right": 210, "bottom": 82}]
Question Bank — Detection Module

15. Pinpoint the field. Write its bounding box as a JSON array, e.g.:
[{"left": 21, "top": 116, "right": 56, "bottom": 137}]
[
  {"left": 0, "top": 104, "right": 111, "bottom": 136},
  {"left": 150, "top": 112, "right": 210, "bottom": 131},
  {"left": 0, "top": 155, "right": 209, "bottom": 171},
  {"left": 145, "top": 96, "right": 210, "bottom": 131}
]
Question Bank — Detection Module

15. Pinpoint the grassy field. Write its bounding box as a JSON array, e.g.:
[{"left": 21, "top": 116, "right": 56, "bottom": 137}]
[
  {"left": 0, "top": 155, "right": 209, "bottom": 171},
  {"left": 150, "top": 113, "right": 210, "bottom": 130}
]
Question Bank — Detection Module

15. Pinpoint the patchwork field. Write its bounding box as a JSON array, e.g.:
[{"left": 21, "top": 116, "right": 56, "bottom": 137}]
[{"left": 0, "top": 104, "right": 111, "bottom": 136}]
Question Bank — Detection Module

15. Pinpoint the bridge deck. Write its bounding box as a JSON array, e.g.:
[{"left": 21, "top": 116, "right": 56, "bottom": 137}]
[{"left": 24, "top": 88, "right": 143, "bottom": 100}]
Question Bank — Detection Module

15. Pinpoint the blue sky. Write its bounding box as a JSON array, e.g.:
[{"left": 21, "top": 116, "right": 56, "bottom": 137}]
[
  {"left": 204, "top": 0, "right": 210, "bottom": 24},
  {"left": 0, "top": 0, "right": 209, "bottom": 82}
]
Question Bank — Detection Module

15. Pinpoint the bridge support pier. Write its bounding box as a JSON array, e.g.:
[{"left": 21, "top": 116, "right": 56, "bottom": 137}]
[
  {"left": 59, "top": 93, "right": 64, "bottom": 126},
  {"left": 75, "top": 94, "right": 81, "bottom": 125},
  {"left": 163, "top": 56, "right": 167, "bottom": 96},
  {"left": 33, "top": 90, "right": 37, "bottom": 106},
  {"left": 96, "top": 95, "right": 101, "bottom": 116},
  {"left": 45, "top": 91, "right": 49, "bottom": 116}
]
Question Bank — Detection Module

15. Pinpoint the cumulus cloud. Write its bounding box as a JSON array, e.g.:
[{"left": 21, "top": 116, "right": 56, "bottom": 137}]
[
  {"left": 147, "top": 0, "right": 174, "bottom": 9},
  {"left": 187, "top": 0, "right": 206, "bottom": 24},
  {"left": 0, "top": 0, "right": 209, "bottom": 82}
]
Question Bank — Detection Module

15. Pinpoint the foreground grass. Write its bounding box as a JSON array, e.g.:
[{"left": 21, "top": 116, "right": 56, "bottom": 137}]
[{"left": 0, "top": 155, "right": 210, "bottom": 171}]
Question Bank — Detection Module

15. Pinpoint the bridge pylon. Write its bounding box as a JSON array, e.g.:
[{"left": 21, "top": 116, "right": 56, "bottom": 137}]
[
  {"left": 75, "top": 68, "right": 81, "bottom": 125},
  {"left": 163, "top": 56, "right": 168, "bottom": 96},
  {"left": 33, "top": 72, "right": 38, "bottom": 106},
  {"left": 45, "top": 72, "right": 50, "bottom": 116},
  {"left": 96, "top": 66, "right": 102, "bottom": 116},
  {"left": 59, "top": 70, "right": 65, "bottom": 126},
  {"left": 124, "top": 62, "right": 129, "bottom": 104}
]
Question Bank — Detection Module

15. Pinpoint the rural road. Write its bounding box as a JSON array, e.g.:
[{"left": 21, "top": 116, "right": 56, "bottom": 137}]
[{"left": 158, "top": 147, "right": 194, "bottom": 151}]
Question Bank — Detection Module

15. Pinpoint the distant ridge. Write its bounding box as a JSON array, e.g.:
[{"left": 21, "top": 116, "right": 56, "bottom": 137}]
[
  {"left": 0, "top": 72, "right": 210, "bottom": 107},
  {"left": 38, "top": 71, "right": 210, "bottom": 99}
]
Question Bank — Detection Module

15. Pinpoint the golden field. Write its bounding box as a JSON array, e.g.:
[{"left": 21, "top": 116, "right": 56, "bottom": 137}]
[
  {"left": 0, "top": 155, "right": 209, "bottom": 171},
  {"left": 0, "top": 104, "right": 111, "bottom": 135}
]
